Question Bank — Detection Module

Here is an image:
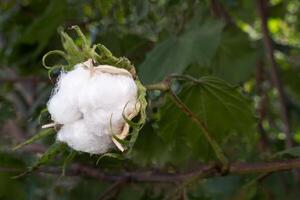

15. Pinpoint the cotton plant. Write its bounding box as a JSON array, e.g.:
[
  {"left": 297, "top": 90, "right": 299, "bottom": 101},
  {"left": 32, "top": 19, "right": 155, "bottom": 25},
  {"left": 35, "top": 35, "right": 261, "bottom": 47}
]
[{"left": 13, "top": 26, "right": 147, "bottom": 175}]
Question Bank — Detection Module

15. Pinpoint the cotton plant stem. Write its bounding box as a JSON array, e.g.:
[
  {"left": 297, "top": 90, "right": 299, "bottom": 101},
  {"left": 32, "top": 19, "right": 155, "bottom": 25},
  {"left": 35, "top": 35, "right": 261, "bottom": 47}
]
[
  {"left": 168, "top": 89, "right": 229, "bottom": 171},
  {"left": 255, "top": 60, "right": 270, "bottom": 151},
  {"left": 145, "top": 81, "right": 170, "bottom": 92},
  {"left": 210, "top": 0, "right": 235, "bottom": 26},
  {"left": 3, "top": 159, "right": 300, "bottom": 183},
  {"left": 256, "top": 0, "right": 293, "bottom": 148}
]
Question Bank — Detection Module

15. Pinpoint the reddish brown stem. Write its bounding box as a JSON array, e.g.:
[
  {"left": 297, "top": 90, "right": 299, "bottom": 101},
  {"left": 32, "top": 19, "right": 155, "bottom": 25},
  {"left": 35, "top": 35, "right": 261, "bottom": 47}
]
[
  {"left": 2, "top": 159, "right": 300, "bottom": 183},
  {"left": 256, "top": 0, "right": 293, "bottom": 147},
  {"left": 255, "top": 60, "right": 270, "bottom": 151}
]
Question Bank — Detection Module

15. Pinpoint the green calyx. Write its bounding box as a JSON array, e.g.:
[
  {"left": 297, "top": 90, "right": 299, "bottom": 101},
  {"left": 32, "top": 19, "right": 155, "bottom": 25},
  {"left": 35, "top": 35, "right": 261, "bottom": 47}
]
[{"left": 42, "top": 25, "right": 136, "bottom": 75}]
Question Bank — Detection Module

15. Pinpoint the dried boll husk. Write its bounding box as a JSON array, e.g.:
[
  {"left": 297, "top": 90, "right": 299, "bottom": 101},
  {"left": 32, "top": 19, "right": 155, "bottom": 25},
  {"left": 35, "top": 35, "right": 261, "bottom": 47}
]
[{"left": 47, "top": 59, "right": 140, "bottom": 154}]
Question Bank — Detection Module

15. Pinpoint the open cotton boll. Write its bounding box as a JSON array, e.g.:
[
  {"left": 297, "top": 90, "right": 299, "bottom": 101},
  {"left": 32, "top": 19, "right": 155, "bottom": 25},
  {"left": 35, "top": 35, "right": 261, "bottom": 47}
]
[
  {"left": 82, "top": 108, "right": 115, "bottom": 134},
  {"left": 47, "top": 64, "right": 90, "bottom": 124},
  {"left": 83, "top": 108, "right": 127, "bottom": 137},
  {"left": 47, "top": 60, "right": 140, "bottom": 154},
  {"left": 47, "top": 92, "right": 82, "bottom": 124},
  {"left": 57, "top": 120, "right": 113, "bottom": 154},
  {"left": 58, "top": 63, "right": 90, "bottom": 90},
  {"left": 78, "top": 72, "right": 138, "bottom": 111}
]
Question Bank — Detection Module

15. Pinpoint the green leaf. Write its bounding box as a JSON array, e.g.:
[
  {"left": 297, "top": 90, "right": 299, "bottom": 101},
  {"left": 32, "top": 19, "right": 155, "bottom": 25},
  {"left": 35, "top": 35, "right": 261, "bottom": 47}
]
[
  {"left": 274, "top": 146, "right": 300, "bottom": 158},
  {"left": 139, "top": 20, "right": 224, "bottom": 84},
  {"left": 158, "top": 76, "right": 257, "bottom": 162},
  {"left": 190, "top": 176, "right": 242, "bottom": 200},
  {"left": 13, "top": 128, "right": 55, "bottom": 151},
  {"left": 185, "top": 29, "right": 260, "bottom": 84},
  {"left": 208, "top": 29, "right": 260, "bottom": 84},
  {"left": 129, "top": 123, "right": 172, "bottom": 166},
  {"left": 13, "top": 142, "right": 67, "bottom": 178},
  {"left": 31, "top": 142, "right": 67, "bottom": 169}
]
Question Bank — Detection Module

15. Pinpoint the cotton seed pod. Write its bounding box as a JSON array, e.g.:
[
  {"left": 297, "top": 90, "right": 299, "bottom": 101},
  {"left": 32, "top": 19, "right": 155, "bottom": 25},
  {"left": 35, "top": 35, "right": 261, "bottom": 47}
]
[{"left": 47, "top": 59, "right": 140, "bottom": 154}]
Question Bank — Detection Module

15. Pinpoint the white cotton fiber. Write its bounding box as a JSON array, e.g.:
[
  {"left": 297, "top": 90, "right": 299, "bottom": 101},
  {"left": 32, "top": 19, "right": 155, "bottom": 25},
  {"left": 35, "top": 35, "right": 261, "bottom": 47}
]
[
  {"left": 47, "top": 64, "right": 90, "bottom": 124},
  {"left": 82, "top": 108, "right": 122, "bottom": 135},
  {"left": 57, "top": 120, "right": 113, "bottom": 154},
  {"left": 47, "top": 92, "right": 82, "bottom": 124},
  {"left": 78, "top": 72, "right": 137, "bottom": 111},
  {"left": 47, "top": 60, "right": 139, "bottom": 154}
]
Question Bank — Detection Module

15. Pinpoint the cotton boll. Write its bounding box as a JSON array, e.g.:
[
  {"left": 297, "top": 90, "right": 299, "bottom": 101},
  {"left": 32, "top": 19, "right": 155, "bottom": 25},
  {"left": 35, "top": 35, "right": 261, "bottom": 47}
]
[
  {"left": 57, "top": 64, "right": 90, "bottom": 93},
  {"left": 48, "top": 61, "right": 140, "bottom": 154},
  {"left": 78, "top": 71, "right": 137, "bottom": 111},
  {"left": 83, "top": 99, "right": 139, "bottom": 137},
  {"left": 57, "top": 120, "right": 113, "bottom": 154},
  {"left": 47, "top": 92, "right": 82, "bottom": 124},
  {"left": 47, "top": 64, "right": 89, "bottom": 124},
  {"left": 83, "top": 108, "right": 125, "bottom": 137},
  {"left": 82, "top": 108, "right": 112, "bottom": 134}
]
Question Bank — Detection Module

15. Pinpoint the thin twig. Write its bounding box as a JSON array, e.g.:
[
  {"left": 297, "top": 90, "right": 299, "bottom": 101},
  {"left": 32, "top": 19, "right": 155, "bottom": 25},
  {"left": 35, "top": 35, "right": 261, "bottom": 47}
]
[
  {"left": 210, "top": 0, "right": 235, "bottom": 26},
  {"left": 145, "top": 81, "right": 170, "bottom": 91},
  {"left": 255, "top": 60, "right": 270, "bottom": 151},
  {"left": 256, "top": 0, "right": 293, "bottom": 147}
]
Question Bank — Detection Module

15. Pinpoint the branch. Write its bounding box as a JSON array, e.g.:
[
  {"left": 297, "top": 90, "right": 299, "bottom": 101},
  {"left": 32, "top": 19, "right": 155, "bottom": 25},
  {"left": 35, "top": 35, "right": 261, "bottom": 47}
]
[
  {"left": 255, "top": 60, "right": 270, "bottom": 151},
  {"left": 2, "top": 159, "right": 300, "bottom": 183},
  {"left": 256, "top": 0, "right": 293, "bottom": 147},
  {"left": 210, "top": 0, "right": 235, "bottom": 26},
  {"left": 145, "top": 81, "right": 170, "bottom": 92}
]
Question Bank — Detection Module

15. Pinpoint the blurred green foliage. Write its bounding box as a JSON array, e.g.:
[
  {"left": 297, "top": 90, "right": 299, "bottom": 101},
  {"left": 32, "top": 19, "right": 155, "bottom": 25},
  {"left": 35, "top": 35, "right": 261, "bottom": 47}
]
[{"left": 1, "top": 0, "right": 300, "bottom": 199}]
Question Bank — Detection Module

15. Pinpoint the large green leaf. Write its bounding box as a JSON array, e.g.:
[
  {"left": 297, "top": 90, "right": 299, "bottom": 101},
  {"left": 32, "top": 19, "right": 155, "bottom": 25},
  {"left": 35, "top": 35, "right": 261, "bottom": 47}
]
[
  {"left": 138, "top": 20, "right": 224, "bottom": 84},
  {"left": 274, "top": 146, "right": 300, "bottom": 158},
  {"left": 191, "top": 176, "right": 242, "bottom": 200},
  {"left": 158, "top": 76, "right": 257, "bottom": 161},
  {"left": 129, "top": 124, "right": 171, "bottom": 166},
  {"left": 185, "top": 29, "right": 260, "bottom": 84},
  {"left": 209, "top": 30, "right": 259, "bottom": 84}
]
